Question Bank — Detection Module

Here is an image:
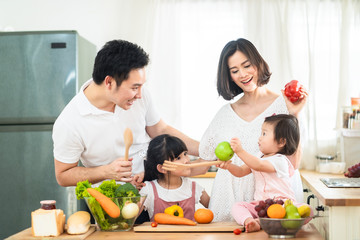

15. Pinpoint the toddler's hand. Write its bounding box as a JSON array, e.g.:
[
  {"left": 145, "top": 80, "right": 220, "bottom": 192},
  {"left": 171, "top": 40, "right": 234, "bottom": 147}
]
[
  {"left": 230, "top": 137, "right": 243, "bottom": 154},
  {"left": 217, "top": 160, "right": 232, "bottom": 170}
]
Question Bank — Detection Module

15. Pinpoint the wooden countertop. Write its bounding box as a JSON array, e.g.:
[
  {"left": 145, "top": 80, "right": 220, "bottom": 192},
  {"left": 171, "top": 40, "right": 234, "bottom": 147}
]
[
  {"left": 86, "top": 223, "right": 323, "bottom": 240},
  {"left": 300, "top": 170, "right": 360, "bottom": 206},
  {"left": 192, "top": 171, "right": 217, "bottom": 178}
]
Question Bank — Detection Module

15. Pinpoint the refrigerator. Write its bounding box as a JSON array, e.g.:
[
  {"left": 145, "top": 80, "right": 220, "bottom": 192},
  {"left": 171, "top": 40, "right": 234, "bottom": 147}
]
[{"left": 0, "top": 31, "right": 96, "bottom": 239}]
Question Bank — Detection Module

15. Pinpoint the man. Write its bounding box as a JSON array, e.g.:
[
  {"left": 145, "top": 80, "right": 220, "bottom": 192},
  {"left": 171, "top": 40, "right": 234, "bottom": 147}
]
[{"left": 53, "top": 40, "right": 203, "bottom": 188}]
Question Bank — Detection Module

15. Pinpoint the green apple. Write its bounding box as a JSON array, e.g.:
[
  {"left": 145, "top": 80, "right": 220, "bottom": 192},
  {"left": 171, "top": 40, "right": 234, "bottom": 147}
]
[{"left": 215, "top": 141, "right": 234, "bottom": 161}]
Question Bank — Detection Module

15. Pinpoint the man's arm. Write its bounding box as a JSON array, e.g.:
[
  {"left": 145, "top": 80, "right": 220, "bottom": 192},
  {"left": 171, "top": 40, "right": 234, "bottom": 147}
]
[
  {"left": 146, "top": 119, "right": 210, "bottom": 176},
  {"left": 146, "top": 119, "right": 199, "bottom": 156},
  {"left": 54, "top": 158, "right": 133, "bottom": 187}
]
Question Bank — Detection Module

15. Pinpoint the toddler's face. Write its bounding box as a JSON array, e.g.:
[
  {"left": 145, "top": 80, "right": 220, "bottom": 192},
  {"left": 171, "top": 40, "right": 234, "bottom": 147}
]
[{"left": 258, "top": 122, "right": 282, "bottom": 155}]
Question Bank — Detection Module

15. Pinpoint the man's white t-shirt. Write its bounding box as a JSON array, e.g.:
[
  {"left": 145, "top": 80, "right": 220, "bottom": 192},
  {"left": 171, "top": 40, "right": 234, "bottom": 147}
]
[{"left": 52, "top": 79, "right": 161, "bottom": 175}]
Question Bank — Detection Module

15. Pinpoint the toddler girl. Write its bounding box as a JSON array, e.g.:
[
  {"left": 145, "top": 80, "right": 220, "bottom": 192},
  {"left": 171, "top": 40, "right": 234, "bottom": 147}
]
[{"left": 219, "top": 114, "right": 312, "bottom": 232}]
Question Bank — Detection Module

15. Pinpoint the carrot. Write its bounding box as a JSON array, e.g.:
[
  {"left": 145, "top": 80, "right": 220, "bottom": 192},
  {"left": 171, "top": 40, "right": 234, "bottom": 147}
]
[
  {"left": 87, "top": 188, "right": 120, "bottom": 218},
  {"left": 154, "top": 213, "right": 197, "bottom": 226}
]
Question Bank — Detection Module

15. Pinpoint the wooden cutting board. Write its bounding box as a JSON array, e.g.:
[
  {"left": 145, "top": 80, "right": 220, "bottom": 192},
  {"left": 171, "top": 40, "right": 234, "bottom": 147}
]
[
  {"left": 6, "top": 226, "right": 96, "bottom": 240},
  {"left": 134, "top": 222, "right": 243, "bottom": 232}
]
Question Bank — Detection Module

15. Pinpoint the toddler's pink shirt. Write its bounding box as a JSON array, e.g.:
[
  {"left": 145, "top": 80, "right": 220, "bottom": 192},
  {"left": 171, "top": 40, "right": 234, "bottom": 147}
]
[{"left": 253, "top": 154, "right": 296, "bottom": 201}]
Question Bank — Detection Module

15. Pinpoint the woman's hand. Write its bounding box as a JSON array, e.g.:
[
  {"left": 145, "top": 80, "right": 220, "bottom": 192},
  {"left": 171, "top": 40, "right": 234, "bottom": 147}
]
[{"left": 281, "top": 88, "right": 308, "bottom": 118}]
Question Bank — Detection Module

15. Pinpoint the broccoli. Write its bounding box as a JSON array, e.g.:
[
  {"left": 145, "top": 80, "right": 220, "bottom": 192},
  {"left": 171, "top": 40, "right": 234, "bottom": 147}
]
[{"left": 114, "top": 183, "right": 140, "bottom": 197}]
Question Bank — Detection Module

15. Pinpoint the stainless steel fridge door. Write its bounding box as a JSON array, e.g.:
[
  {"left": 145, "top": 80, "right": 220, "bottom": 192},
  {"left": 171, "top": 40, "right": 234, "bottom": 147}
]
[
  {"left": 0, "top": 125, "right": 78, "bottom": 239},
  {"left": 0, "top": 31, "right": 77, "bottom": 124}
]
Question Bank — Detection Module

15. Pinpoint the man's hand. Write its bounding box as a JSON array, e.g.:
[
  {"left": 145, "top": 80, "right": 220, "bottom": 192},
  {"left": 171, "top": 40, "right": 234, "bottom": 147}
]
[
  {"left": 106, "top": 157, "right": 133, "bottom": 182},
  {"left": 132, "top": 172, "right": 146, "bottom": 190}
]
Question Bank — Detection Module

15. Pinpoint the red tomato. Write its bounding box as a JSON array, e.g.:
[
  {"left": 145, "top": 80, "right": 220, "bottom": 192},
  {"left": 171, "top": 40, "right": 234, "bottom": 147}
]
[
  {"left": 284, "top": 80, "right": 303, "bottom": 103},
  {"left": 151, "top": 222, "right": 158, "bottom": 227},
  {"left": 233, "top": 228, "right": 242, "bottom": 235}
]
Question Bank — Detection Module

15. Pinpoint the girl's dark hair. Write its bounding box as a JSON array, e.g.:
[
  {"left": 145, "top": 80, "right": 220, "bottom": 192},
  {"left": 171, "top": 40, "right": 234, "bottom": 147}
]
[
  {"left": 92, "top": 39, "right": 149, "bottom": 86},
  {"left": 264, "top": 114, "right": 300, "bottom": 155},
  {"left": 143, "top": 134, "right": 188, "bottom": 182},
  {"left": 217, "top": 38, "right": 272, "bottom": 100}
]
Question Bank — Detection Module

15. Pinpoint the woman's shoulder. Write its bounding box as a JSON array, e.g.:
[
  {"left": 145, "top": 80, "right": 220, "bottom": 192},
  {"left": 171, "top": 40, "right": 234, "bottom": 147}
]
[
  {"left": 211, "top": 103, "right": 234, "bottom": 119},
  {"left": 265, "top": 92, "right": 288, "bottom": 114}
]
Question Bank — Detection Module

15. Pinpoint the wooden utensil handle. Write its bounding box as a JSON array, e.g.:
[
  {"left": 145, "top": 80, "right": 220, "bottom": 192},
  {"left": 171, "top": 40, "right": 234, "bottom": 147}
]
[
  {"left": 189, "top": 160, "right": 223, "bottom": 168},
  {"left": 124, "top": 147, "right": 129, "bottom": 161}
]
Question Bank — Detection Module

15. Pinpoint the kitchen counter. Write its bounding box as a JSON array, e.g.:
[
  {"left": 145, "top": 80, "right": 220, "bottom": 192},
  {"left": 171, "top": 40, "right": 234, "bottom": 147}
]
[
  {"left": 86, "top": 223, "right": 323, "bottom": 240},
  {"left": 7, "top": 223, "right": 323, "bottom": 240},
  {"left": 300, "top": 170, "right": 360, "bottom": 206},
  {"left": 300, "top": 170, "right": 360, "bottom": 240}
]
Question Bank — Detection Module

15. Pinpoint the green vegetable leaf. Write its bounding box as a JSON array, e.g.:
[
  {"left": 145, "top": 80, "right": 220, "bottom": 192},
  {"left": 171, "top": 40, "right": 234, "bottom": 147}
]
[
  {"left": 114, "top": 182, "right": 140, "bottom": 198},
  {"left": 75, "top": 180, "right": 92, "bottom": 200},
  {"left": 88, "top": 197, "right": 110, "bottom": 230},
  {"left": 97, "top": 179, "right": 119, "bottom": 198}
]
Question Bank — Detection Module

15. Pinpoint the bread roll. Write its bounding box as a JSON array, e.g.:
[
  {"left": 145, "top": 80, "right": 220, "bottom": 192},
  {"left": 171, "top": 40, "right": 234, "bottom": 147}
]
[{"left": 67, "top": 211, "right": 91, "bottom": 235}]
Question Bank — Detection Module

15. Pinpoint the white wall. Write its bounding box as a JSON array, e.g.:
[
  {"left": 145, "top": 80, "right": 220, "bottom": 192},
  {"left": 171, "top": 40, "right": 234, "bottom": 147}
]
[
  {"left": 0, "top": 0, "right": 174, "bottom": 130},
  {"left": 0, "top": 0, "right": 151, "bottom": 52}
]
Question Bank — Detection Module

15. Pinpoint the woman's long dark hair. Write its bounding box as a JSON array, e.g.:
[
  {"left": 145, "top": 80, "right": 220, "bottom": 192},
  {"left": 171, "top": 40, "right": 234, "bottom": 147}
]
[
  {"left": 217, "top": 38, "right": 272, "bottom": 100},
  {"left": 143, "top": 134, "right": 187, "bottom": 182}
]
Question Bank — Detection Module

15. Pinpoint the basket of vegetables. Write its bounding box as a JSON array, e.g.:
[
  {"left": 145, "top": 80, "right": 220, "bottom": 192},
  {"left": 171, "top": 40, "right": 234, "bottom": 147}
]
[{"left": 76, "top": 180, "right": 146, "bottom": 231}]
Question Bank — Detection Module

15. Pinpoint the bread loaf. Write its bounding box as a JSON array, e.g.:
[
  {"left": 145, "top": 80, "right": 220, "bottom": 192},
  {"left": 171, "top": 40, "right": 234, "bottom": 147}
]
[
  {"left": 31, "top": 209, "right": 65, "bottom": 237},
  {"left": 67, "top": 211, "right": 91, "bottom": 234}
]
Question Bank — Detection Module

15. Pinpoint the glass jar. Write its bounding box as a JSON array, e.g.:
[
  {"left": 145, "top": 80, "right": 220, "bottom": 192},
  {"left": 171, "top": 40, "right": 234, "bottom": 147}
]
[
  {"left": 316, "top": 154, "right": 335, "bottom": 173},
  {"left": 40, "top": 200, "right": 56, "bottom": 210}
]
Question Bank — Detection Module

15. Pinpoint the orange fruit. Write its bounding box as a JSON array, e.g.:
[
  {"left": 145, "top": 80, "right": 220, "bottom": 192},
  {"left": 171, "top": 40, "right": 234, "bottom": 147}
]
[
  {"left": 194, "top": 208, "right": 214, "bottom": 224},
  {"left": 267, "top": 204, "right": 286, "bottom": 219}
]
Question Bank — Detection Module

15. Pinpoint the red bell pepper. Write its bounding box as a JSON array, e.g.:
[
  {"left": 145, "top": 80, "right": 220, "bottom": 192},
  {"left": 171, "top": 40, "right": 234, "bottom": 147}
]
[{"left": 284, "top": 80, "right": 304, "bottom": 103}]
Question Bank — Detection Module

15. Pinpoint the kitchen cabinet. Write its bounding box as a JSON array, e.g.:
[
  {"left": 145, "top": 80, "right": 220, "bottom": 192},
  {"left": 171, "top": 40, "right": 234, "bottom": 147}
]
[{"left": 301, "top": 170, "right": 360, "bottom": 240}]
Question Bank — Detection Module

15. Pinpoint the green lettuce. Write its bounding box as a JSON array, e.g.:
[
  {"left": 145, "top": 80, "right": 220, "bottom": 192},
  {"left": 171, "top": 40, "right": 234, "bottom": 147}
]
[
  {"left": 97, "top": 179, "right": 119, "bottom": 198},
  {"left": 75, "top": 180, "right": 92, "bottom": 200}
]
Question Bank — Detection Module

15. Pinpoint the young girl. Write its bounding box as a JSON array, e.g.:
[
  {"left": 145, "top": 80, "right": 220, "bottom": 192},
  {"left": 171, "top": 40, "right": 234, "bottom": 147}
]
[
  {"left": 219, "top": 114, "right": 311, "bottom": 232},
  {"left": 140, "top": 134, "right": 210, "bottom": 221}
]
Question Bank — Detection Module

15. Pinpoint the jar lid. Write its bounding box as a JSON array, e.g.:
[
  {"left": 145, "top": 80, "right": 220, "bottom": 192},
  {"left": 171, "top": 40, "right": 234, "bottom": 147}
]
[
  {"left": 40, "top": 200, "right": 56, "bottom": 205},
  {"left": 316, "top": 154, "right": 335, "bottom": 160}
]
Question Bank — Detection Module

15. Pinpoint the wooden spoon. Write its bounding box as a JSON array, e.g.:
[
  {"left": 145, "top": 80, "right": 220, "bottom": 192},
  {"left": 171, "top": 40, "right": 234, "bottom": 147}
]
[
  {"left": 162, "top": 160, "right": 223, "bottom": 171},
  {"left": 124, "top": 128, "right": 133, "bottom": 161}
]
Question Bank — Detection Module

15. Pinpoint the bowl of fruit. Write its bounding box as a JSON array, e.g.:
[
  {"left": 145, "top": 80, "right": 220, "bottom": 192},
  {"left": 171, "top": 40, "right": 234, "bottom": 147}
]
[
  {"left": 76, "top": 180, "right": 147, "bottom": 231},
  {"left": 256, "top": 198, "right": 312, "bottom": 239}
]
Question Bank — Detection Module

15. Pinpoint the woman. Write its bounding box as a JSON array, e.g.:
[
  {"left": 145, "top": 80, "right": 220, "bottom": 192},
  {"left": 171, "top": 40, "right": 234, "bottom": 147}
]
[{"left": 199, "top": 38, "right": 308, "bottom": 222}]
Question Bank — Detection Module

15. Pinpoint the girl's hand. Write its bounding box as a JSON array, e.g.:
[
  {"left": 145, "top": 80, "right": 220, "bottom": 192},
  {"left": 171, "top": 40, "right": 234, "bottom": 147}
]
[
  {"left": 132, "top": 172, "right": 146, "bottom": 190},
  {"left": 281, "top": 88, "right": 308, "bottom": 118},
  {"left": 230, "top": 137, "right": 243, "bottom": 154}
]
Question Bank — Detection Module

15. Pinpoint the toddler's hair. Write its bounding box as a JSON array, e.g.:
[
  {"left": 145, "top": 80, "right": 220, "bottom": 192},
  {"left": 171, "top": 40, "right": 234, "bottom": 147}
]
[
  {"left": 143, "top": 134, "right": 187, "bottom": 181},
  {"left": 264, "top": 114, "right": 300, "bottom": 155}
]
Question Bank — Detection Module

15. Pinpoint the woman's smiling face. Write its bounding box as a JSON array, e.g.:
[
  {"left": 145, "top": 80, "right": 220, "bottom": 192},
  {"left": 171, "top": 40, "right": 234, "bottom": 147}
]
[{"left": 228, "top": 50, "right": 258, "bottom": 93}]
